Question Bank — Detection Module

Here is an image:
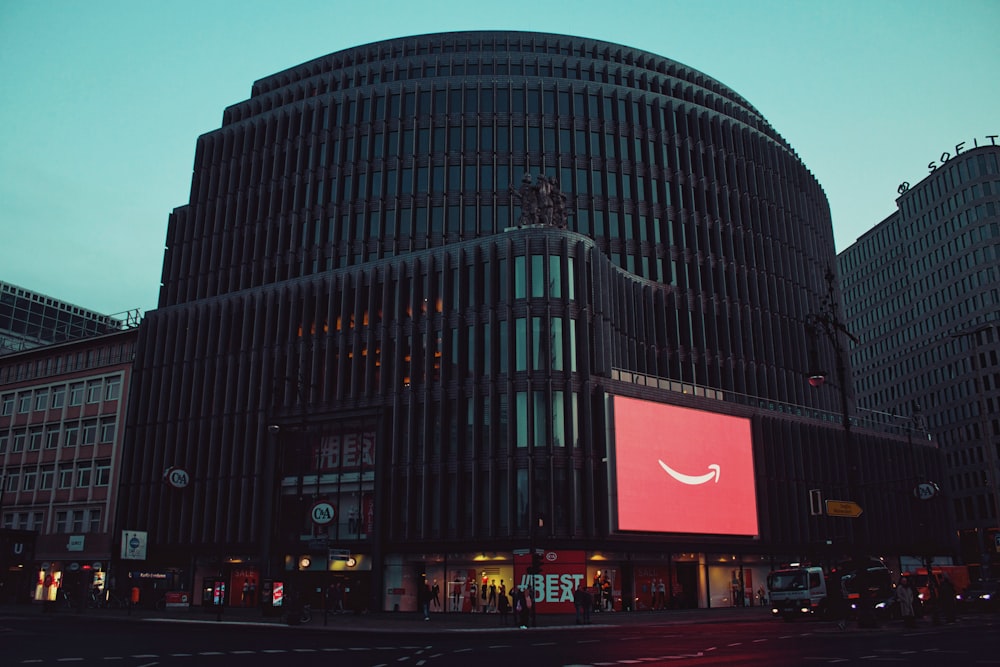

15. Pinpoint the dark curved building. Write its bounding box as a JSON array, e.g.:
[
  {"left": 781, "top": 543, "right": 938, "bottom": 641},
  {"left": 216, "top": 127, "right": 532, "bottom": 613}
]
[{"left": 119, "top": 31, "right": 949, "bottom": 612}]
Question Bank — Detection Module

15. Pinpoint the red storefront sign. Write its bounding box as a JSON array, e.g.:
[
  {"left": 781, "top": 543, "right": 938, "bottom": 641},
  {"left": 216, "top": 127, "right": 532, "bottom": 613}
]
[{"left": 512, "top": 550, "right": 587, "bottom": 613}]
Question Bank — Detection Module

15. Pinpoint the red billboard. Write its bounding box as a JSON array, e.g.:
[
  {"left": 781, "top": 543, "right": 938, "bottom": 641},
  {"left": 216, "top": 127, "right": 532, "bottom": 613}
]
[{"left": 612, "top": 396, "right": 758, "bottom": 536}]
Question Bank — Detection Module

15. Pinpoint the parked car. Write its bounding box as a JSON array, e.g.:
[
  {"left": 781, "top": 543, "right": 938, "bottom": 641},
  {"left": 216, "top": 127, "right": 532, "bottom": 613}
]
[{"left": 957, "top": 580, "right": 1000, "bottom": 612}]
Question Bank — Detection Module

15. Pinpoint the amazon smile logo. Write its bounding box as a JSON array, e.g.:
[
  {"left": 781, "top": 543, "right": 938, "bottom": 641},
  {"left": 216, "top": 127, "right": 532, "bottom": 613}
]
[{"left": 658, "top": 460, "right": 721, "bottom": 485}]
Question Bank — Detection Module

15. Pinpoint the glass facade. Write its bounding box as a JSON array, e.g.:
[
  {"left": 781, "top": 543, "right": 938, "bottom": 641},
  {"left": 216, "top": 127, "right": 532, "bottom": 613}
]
[{"left": 120, "top": 31, "right": 948, "bottom": 612}]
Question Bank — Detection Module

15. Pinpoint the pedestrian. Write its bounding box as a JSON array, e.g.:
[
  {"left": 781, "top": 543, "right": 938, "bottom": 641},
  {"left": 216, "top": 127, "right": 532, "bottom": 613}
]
[
  {"left": 827, "top": 572, "right": 848, "bottom": 631},
  {"left": 574, "top": 583, "right": 587, "bottom": 624},
  {"left": 938, "top": 573, "right": 957, "bottom": 623},
  {"left": 497, "top": 585, "right": 510, "bottom": 625},
  {"left": 512, "top": 586, "right": 527, "bottom": 628},
  {"left": 332, "top": 581, "right": 345, "bottom": 613},
  {"left": 525, "top": 584, "right": 536, "bottom": 627},
  {"left": 896, "top": 576, "right": 916, "bottom": 628},
  {"left": 419, "top": 579, "right": 432, "bottom": 620}
]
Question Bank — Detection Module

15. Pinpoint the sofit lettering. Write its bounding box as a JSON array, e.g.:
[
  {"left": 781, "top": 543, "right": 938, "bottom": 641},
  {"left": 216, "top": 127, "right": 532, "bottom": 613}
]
[{"left": 928, "top": 135, "right": 999, "bottom": 172}]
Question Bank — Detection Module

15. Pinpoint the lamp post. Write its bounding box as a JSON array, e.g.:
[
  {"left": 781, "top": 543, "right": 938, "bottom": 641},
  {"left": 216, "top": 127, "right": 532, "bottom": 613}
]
[
  {"left": 951, "top": 323, "right": 1000, "bottom": 577},
  {"left": 806, "top": 267, "right": 864, "bottom": 556},
  {"left": 807, "top": 266, "right": 880, "bottom": 627}
]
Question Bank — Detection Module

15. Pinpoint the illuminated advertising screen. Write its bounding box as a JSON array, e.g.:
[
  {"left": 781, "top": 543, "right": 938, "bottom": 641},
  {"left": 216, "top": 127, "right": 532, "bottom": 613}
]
[{"left": 612, "top": 396, "right": 758, "bottom": 536}]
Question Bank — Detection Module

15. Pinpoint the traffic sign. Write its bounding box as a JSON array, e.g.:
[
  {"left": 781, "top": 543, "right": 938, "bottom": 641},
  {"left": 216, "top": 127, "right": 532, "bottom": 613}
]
[{"left": 826, "top": 499, "right": 863, "bottom": 518}]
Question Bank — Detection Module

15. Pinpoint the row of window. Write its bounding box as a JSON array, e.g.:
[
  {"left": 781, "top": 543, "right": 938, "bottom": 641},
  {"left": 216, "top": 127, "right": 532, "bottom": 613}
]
[
  {"left": 239, "top": 50, "right": 756, "bottom": 133},
  {"left": 898, "top": 150, "right": 1000, "bottom": 219},
  {"left": 2, "top": 460, "right": 112, "bottom": 493},
  {"left": 0, "top": 375, "right": 122, "bottom": 416},
  {"left": 0, "top": 417, "right": 118, "bottom": 453},
  {"left": 1, "top": 507, "right": 103, "bottom": 533},
  {"left": 262, "top": 33, "right": 727, "bottom": 101},
  {"left": 0, "top": 341, "right": 133, "bottom": 384}
]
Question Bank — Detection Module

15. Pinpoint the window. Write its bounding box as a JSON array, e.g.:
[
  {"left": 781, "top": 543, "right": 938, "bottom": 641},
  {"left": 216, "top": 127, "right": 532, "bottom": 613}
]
[
  {"left": 12, "top": 431, "right": 25, "bottom": 452},
  {"left": 105, "top": 377, "right": 121, "bottom": 401},
  {"left": 88, "top": 509, "right": 101, "bottom": 533},
  {"left": 5, "top": 472, "right": 18, "bottom": 492},
  {"left": 1, "top": 394, "right": 13, "bottom": 416},
  {"left": 100, "top": 420, "right": 116, "bottom": 444},
  {"left": 86, "top": 381, "right": 102, "bottom": 404},
  {"left": 40, "top": 466, "right": 54, "bottom": 490},
  {"left": 28, "top": 428, "right": 43, "bottom": 451},
  {"left": 59, "top": 467, "right": 73, "bottom": 489},
  {"left": 77, "top": 465, "right": 92, "bottom": 487},
  {"left": 18, "top": 393, "right": 31, "bottom": 413},
  {"left": 46, "top": 429, "right": 60, "bottom": 449},
  {"left": 29, "top": 511, "right": 43, "bottom": 530},
  {"left": 82, "top": 420, "right": 98, "bottom": 445},
  {"left": 55, "top": 510, "right": 68, "bottom": 533},
  {"left": 96, "top": 461, "right": 111, "bottom": 487},
  {"left": 71, "top": 510, "right": 84, "bottom": 533},
  {"left": 51, "top": 386, "right": 66, "bottom": 408},
  {"left": 64, "top": 425, "right": 79, "bottom": 448},
  {"left": 35, "top": 390, "right": 48, "bottom": 411},
  {"left": 515, "top": 318, "right": 527, "bottom": 371},
  {"left": 23, "top": 470, "right": 37, "bottom": 491},
  {"left": 69, "top": 383, "right": 84, "bottom": 406},
  {"left": 0, "top": 434, "right": 7, "bottom": 454}
]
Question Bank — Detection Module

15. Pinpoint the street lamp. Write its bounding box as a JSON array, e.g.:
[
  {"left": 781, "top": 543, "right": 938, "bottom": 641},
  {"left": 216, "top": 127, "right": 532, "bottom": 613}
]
[
  {"left": 807, "top": 267, "right": 880, "bottom": 626},
  {"left": 806, "top": 267, "right": 859, "bottom": 434},
  {"left": 951, "top": 323, "right": 1000, "bottom": 577},
  {"left": 806, "top": 268, "right": 864, "bottom": 551}
]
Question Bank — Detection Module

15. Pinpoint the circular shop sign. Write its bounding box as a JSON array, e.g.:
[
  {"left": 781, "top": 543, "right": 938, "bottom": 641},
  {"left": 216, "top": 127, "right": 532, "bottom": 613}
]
[
  {"left": 913, "top": 482, "right": 939, "bottom": 501},
  {"left": 164, "top": 467, "right": 190, "bottom": 489},
  {"left": 310, "top": 501, "right": 337, "bottom": 526}
]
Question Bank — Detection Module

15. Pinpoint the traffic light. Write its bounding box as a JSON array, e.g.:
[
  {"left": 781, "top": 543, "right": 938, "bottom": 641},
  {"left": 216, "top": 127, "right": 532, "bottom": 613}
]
[{"left": 528, "top": 551, "right": 543, "bottom": 575}]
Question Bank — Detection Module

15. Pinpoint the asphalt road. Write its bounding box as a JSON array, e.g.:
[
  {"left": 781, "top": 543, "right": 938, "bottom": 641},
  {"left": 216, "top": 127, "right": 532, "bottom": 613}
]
[{"left": 3, "top": 608, "right": 999, "bottom": 666}]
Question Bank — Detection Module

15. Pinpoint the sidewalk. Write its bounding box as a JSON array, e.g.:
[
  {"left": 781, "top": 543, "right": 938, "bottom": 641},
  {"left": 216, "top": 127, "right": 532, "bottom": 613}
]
[{"left": 1, "top": 601, "right": 773, "bottom": 634}]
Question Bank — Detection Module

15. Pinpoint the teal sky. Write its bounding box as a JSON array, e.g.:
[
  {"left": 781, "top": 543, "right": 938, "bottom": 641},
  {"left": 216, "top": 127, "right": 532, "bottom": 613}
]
[{"left": 1, "top": 0, "right": 997, "bottom": 314}]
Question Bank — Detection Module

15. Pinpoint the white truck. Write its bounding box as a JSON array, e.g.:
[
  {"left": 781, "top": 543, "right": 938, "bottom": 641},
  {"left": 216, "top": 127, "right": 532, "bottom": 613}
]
[
  {"left": 768, "top": 561, "right": 895, "bottom": 622},
  {"left": 767, "top": 566, "right": 829, "bottom": 619}
]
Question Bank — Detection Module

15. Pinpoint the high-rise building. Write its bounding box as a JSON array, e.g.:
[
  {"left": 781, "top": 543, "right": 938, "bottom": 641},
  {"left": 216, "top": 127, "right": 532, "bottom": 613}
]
[
  {"left": 0, "top": 281, "right": 127, "bottom": 356},
  {"left": 839, "top": 141, "right": 1000, "bottom": 576},
  {"left": 119, "top": 31, "right": 948, "bottom": 613}
]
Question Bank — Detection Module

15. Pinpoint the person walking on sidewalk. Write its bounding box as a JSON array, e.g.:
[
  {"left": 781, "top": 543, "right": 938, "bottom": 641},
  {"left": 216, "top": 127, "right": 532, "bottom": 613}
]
[
  {"left": 896, "top": 576, "right": 916, "bottom": 628},
  {"left": 513, "top": 586, "right": 529, "bottom": 628},
  {"left": 827, "top": 572, "right": 848, "bottom": 631},
  {"left": 419, "top": 580, "right": 432, "bottom": 620},
  {"left": 574, "top": 583, "right": 588, "bottom": 624},
  {"left": 497, "top": 585, "right": 511, "bottom": 625}
]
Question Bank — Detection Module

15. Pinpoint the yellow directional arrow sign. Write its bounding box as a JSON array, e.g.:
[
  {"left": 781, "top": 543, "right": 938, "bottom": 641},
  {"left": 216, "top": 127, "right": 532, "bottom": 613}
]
[{"left": 826, "top": 499, "right": 863, "bottom": 518}]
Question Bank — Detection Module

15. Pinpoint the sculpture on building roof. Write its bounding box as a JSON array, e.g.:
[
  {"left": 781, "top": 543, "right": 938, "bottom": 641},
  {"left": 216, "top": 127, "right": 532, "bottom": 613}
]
[{"left": 510, "top": 173, "right": 571, "bottom": 229}]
